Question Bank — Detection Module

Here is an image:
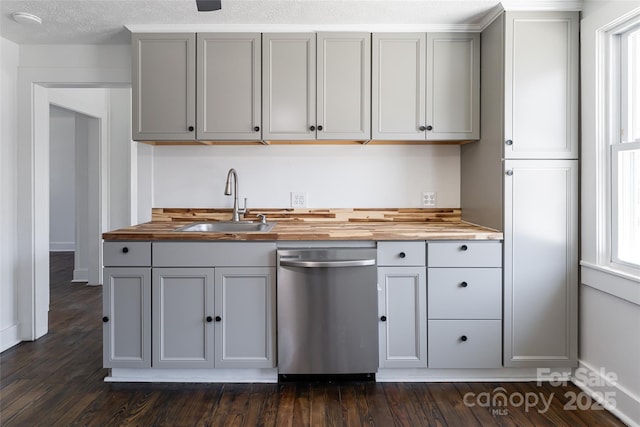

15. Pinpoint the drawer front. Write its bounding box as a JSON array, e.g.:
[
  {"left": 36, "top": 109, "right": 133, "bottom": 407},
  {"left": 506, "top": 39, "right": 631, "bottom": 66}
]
[
  {"left": 428, "top": 268, "right": 502, "bottom": 319},
  {"left": 428, "top": 320, "right": 502, "bottom": 368},
  {"left": 378, "top": 242, "right": 426, "bottom": 266},
  {"left": 427, "top": 241, "right": 502, "bottom": 267},
  {"left": 104, "top": 242, "right": 151, "bottom": 267},
  {"left": 153, "top": 242, "right": 276, "bottom": 267}
]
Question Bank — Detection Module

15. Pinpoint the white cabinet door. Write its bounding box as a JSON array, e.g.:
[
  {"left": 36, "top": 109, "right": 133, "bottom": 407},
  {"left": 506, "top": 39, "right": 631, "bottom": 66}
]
[
  {"left": 504, "top": 12, "right": 579, "bottom": 159},
  {"left": 197, "top": 33, "right": 262, "bottom": 141},
  {"left": 262, "top": 33, "right": 316, "bottom": 140},
  {"left": 132, "top": 33, "right": 196, "bottom": 141},
  {"left": 214, "top": 268, "right": 276, "bottom": 368},
  {"left": 317, "top": 32, "right": 371, "bottom": 140},
  {"left": 103, "top": 267, "right": 151, "bottom": 368},
  {"left": 503, "top": 159, "right": 578, "bottom": 367},
  {"left": 372, "top": 33, "right": 426, "bottom": 140},
  {"left": 378, "top": 266, "right": 427, "bottom": 368},
  {"left": 426, "top": 33, "right": 480, "bottom": 141},
  {"left": 152, "top": 268, "right": 215, "bottom": 368}
]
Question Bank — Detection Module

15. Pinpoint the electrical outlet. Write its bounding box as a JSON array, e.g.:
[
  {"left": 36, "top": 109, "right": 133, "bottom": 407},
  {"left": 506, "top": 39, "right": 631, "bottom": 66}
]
[
  {"left": 422, "top": 191, "right": 437, "bottom": 207},
  {"left": 291, "top": 192, "right": 308, "bottom": 208}
]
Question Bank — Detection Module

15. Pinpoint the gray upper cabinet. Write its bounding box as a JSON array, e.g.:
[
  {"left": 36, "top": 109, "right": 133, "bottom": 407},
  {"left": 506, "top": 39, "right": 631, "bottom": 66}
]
[
  {"left": 262, "top": 33, "right": 317, "bottom": 140},
  {"left": 317, "top": 32, "right": 371, "bottom": 140},
  {"left": 372, "top": 33, "right": 426, "bottom": 140},
  {"left": 132, "top": 33, "right": 196, "bottom": 141},
  {"left": 262, "top": 32, "right": 371, "bottom": 141},
  {"left": 197, "top": 33, "right": 262, "bottom": 141},
  {"left": 426, "top": 33, "right": 480, "bottom": 141},
  {"left": 504, "top": 12, "right": 579, "bottom": 159},
  {"left": 372, "top": 32, "right": 479, "bottom": 141}
]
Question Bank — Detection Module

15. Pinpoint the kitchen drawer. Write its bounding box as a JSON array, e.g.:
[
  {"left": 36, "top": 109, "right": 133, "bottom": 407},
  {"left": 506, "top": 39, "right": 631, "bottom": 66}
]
[
  {"left": 428, "top": 268, "right": 502, "bottom": 319},
  {"left": 427, "top": 241, "right": 501, "bottom": 267},
  {"left": 153, "top": 242, "right": 276, "bottom": 267},
  {"left": 377, "top": 242, "right": 426, "bottom": 266},
  {"left": 103, "top": 242, "right": 151, "bottom": 267},
  {"left": 428, "top": 320, "right": 502, "bottom": 368}
]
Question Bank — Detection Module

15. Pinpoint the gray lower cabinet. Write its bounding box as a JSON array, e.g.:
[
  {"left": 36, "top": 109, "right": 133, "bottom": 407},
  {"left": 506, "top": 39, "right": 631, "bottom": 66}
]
[
  {"left": 427, "top": 241, "right": 503, "bottom": 368},
  {"left": 214, "top": 268, "right": 276, "bottom": 368},
  {"left": 377, "top": 242, "right": 427, "bottom": 368},
  {"left": 152, "top": 266, "right": 277, "bottom": 369},
  {"left": 103, "top": 267, "right": 151, "bottom": 368},
  {"left": 152, "top": 268, "right": 216, "bottom": 368}
]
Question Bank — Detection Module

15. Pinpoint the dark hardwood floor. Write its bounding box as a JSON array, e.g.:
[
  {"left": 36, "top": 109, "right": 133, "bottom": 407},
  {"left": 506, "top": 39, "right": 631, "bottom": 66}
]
[{"left": 0, "top": 252, "right": 626, "bottom": 426}]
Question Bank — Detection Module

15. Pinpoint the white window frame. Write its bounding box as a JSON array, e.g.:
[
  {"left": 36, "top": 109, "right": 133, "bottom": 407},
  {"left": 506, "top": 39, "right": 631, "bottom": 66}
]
[{"left": 606, "top": 17, "right": 640, "bottom": 275}]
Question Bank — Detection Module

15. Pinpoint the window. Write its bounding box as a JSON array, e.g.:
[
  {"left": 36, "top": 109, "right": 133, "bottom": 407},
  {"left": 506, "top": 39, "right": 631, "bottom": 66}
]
[{"left": 611, "top": 21, "right": 640, "bottom": 269}]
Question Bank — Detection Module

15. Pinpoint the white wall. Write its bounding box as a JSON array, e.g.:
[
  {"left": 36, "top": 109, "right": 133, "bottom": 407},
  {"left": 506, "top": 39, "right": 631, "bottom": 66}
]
[
  {"left": 1, "top": 37, "right": 20, "bottom": 352},
  {"left": 109, "top": 88, "right": 135, "bottom": 229},
  {"left": 152, "top": 145, "right": 460, "bottom": 208},
  {"left": 580, "top": 2, "right": 640, "bottom": 426},
  {"left": 49, "top": 106, "right": 77, "bottom": 251}
]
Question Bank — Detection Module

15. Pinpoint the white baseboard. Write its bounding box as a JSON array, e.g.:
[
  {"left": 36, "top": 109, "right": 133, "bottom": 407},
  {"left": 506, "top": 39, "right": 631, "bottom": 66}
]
[
  {"left": 0, "top": 324, "right": 20, "bottom": 353},
  {"left": 106, "top": 368, "right": 279, "bottom": 383},
  {"left": 72, "top": 268, "right": 88, "bottom": 283},
  {"left": 50, "top": 242, "right": 75, "bottom": 252},
  {"left": 572, "top": 361, "right": 640, "bottom": 427},
  {"left": 376, "top": 367, "right": 571, "bottom": 382}
]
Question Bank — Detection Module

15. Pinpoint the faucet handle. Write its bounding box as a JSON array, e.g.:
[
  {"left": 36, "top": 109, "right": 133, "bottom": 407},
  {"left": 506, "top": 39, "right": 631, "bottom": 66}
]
[
  {"left": 239, "top": 197, "right": 247, "bottom": 215},
  {"left": 257, "top": 214, "right": 267, "bottom": 224}
]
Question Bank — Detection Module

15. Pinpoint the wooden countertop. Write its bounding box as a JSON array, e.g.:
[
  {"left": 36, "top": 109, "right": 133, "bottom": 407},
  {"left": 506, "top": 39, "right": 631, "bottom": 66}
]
[{"left": 102, "top": 208, "right": 502, "bottom": 241}]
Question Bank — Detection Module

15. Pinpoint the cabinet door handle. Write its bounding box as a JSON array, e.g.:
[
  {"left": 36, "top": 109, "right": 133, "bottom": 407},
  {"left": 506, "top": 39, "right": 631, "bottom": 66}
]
[
  {"left": 460, "top": 335, "right": 468, "bottom": 342},
  {"left": 188, "top": 126, "right": 195, "bottom": 132},
  {"left": 318, "top": 125, "right": 323, "bottom": 131},
  {"left": 460, "top": 281, "right": 468, "bottom": 288},
  {"left": 215, "top": 316, "right": 222, "bottom": 322},
  {"left": 380, "top": 315, "right": 387, "bottom": 322},
  {"left": 505, "top": 170, "right": 513, "bottom": 176},
  {"left": 399, "top": 252, "right": 406, "bottom": 258},
  {"left": 460, "top": 245, "right": 468, "bottom": 251},
  {"left": 206, "top": 316, "right": 213, "bottom": 323},
  {"left": 309, "top": 125, "right": 316, "bottom": 131},
  {"left": 254, "top": 126, "right": 260, "bottom": 132},
  {"left": 121, "top": 247, "right": 129, "bottom": 254},
  {"left": 426, "top": 125, "right": 433, "bottom": 131},
  {"left": 102, "top": 316, "right": 109, "bottom": 323},
  {"left": 505, "top": 139, "right": 513, "bottom": 146},
  {"left": 419, "top": 125, "right": 427, "bottom": 131}
]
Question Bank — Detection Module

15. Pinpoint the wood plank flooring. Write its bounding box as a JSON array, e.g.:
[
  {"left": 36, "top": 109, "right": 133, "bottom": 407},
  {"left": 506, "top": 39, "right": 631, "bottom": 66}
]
[{"left": 0, "top": 252, "right": 626, "bottom": 426}]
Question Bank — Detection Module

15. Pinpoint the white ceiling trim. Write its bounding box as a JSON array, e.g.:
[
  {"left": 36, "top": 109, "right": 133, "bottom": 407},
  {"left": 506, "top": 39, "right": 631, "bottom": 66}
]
[{"left": 500, "top": 1, "right": 582, "bottom": 12}]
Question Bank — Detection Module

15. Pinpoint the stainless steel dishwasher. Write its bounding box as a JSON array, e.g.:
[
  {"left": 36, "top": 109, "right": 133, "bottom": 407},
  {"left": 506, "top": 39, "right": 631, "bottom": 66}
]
[{"left": 277, "top": 248, "right": 378, "bottom": 376}]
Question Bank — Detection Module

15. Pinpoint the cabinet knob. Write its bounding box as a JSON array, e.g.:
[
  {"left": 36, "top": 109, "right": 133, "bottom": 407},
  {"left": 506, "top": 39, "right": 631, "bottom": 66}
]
[
  {"left": 215, "top": 316, "right": 222, "bottom": 322},
  {"left": 419, "top": 125, "right": 427, "bottom": 131},
  {"left": 460, "top": 281, "right": 468, "bottom": 288},
  {"left": 460, "top": 245, "right": 468, "bottom": 251},
  {"left": 102, "top": 316, "right": 109, "bottom": 323},
  {"left": 188, "top": 126, "right": 195, "bottom": 132},
  {"left": 505, "top": 170, "right": 513, "bottom": 176},
  {"left": 310, "top": 125, "right": 316, "bottom": 131},
  {"left": 426, "top": 125, "right": 433, "bottom": 131},
  {"left": 254, "top": 126, "right": 260, "bottom": 132},
  {"left": 318, "top": 125, "right": 323, "bottom": 131},
  {"left": 206, "top": 316, "right": 213, "bottom": 323},
  {"left": 399, "top": 252, "right": 406, "bottom": 258},
  {"left": 121, "top": 247, "right": 129, "bottom": 254},
  {"left": 460, "top": 335, "right": 468, "bottom": 342},
  {"left": 380, "top": 315, "right": 387, "bottom": 322},
  {"left": 505, "top": 139, "right": 513, "bottom": 146}
]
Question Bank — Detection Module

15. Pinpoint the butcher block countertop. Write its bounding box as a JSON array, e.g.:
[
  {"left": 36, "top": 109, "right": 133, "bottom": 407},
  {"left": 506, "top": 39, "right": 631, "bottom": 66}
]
[{"left": 102, "top": 208, "right": 503, "bottom": 241}]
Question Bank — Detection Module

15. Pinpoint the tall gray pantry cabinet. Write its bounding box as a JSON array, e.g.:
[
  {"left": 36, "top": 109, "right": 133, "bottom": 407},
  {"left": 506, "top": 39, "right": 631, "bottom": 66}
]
[{"left": 461, "top": 11, "right": 579, "bottom": 368}]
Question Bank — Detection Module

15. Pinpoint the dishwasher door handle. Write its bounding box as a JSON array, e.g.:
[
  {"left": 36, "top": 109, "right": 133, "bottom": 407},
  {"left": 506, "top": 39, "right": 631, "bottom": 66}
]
[{"left": 279, "top": 259, "right": 376, "bottom": 268}]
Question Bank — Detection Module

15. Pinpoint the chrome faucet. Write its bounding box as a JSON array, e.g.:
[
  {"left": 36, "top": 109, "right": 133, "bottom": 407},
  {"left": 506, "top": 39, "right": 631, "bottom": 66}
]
[{"left": 224, "top": 168, "right": 246, "bottom": 222}]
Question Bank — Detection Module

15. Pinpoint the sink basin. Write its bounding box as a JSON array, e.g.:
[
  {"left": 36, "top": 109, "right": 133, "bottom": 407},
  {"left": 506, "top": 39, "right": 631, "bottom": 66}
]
[{"left": 176, "top": 221, "right": 275, "bottom": 233}]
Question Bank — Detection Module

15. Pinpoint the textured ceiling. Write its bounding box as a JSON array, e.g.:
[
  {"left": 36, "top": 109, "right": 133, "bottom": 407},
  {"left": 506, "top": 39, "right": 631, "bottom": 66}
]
[{"left": 0, "top": 0, "right": 579, "bottom": 45}]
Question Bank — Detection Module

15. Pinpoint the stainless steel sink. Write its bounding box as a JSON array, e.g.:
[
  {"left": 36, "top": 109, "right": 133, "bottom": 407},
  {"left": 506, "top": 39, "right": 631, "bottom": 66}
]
[{"left": 175, "top": 221, "right": 275, "bottom": 233}]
